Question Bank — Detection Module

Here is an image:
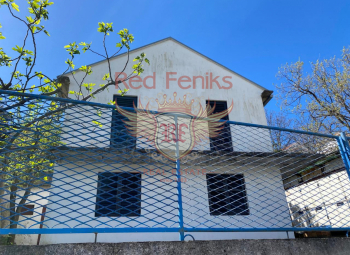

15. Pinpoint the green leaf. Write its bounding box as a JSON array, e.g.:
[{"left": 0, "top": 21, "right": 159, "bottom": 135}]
[
  {"left": 65, "top": 59, "right": 75, "bottom": 69},
  {"left": 97, "top": 22, "right": 105, "bottom": 32},
  {"left": 35, "top": 71, "right": 44, "bottom": 79},
  {"left": 79, "top": 65, "right": 87, "bottom": 71},
  {"left": 23, "top": 56, "right": 33, "bottom": 66},
  {"left": 102, "top": 73, "right": 110, "bottom": 81},
  {"left": 12, "top": 45, "right": 23, "bottom": 53},
  {"left": 32, "top": 1, "right": 40, "bottom": 9},
  {"left": 64, "top": 45, "right": 70, "bottom": 48},
  {"left": 24, "top": 49, "right": 34, "bottom": 55},
  {"left": 43, "top": 0, "right": 54, "bottom": 6},
  {"left": 80, "top": 42, "right": 91, "bottom": 53},
  {"left": 11, "top": 2, "right": 19, "bottom": 12},
  {"left": 44, "top": 30, "right": 50, "bottom": 36},
  {"left": 116, "top": 43, "right": 122, "bottom": 47},
  {"left": 97, "top": 22, "right": 113, "bottom": 34},
  {"left": 92, "top": 120, "right": 102, "bottom": 128},
  {"left": 107, "top": 100, "right": 115, "bottom": 105},
  {"left": 26, "top": 16, "right": 34, "bottom": 23}
]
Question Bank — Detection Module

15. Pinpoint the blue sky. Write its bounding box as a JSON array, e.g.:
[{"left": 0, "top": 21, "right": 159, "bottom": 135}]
[{"left": 1, "top": 0, "right": 350, "bottom": 112}]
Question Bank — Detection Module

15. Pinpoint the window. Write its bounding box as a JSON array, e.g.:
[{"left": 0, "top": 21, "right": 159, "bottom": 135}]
[
  {"left": 206, "top": 100, "right": 233, "bottom": 152},
  {"left": 19, "top": 204, "right": 35, "bottom": 216},
  {"left": 111, "top": 95, "right": 138, "bottom": 148},
  {"left": 95, "top": 172, "right": 141, "bottom": 217},
  {"left": 206, "top": 174, "right": 249, "bottom": 216}
]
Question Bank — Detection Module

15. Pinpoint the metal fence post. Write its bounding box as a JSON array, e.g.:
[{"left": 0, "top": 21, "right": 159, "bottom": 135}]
[
  {"left": 174, "top": 115, "right": 185, "bottom": 241},
  {"left": 337, "top": 132, "right": 350, "bottom": 179}
]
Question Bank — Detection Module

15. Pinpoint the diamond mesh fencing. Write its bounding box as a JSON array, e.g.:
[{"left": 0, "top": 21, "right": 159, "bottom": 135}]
[
  {"left": 0, "top": 90, "right": 350, "bottom": 241},
  {"left": 181, "top": 123, "right": 349, "bottom": 232}
]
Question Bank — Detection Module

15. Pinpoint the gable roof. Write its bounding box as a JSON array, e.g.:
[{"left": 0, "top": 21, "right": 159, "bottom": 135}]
[{"left": 65, "top": 37, "right": 273, "bottom": 106}]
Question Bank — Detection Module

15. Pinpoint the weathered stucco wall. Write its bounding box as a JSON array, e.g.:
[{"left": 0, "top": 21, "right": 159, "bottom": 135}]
[
  {"left": 39, "top": 163, "right": 293, "bottom": 244},
  {"left": 65, "top": 38, "right": 269, "bottom": 125},
  {"left": 62, "top": 38, "right": 272, "bottom": 152},
  {"left": 2, "top": 238, "right": 350, "bottom": 255}
]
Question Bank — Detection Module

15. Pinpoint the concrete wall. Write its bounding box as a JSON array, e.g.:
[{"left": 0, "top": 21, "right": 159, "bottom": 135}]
[
  {"left": 38, "top": 162, "right": 293, "bottom": 244},
  {"left": 2, "top": 239, "right": 350, "bottom": 255}
]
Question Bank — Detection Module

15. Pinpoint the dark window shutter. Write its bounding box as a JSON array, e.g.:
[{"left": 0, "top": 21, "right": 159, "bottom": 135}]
[
  {"left": 207, "top": 174, "right": 249, "bottom": 216},
  {"left": 95, "top": 172, "right": 141, "bottom": 217},
  {"left": 206, "top": 100, "right": 233, "bottom": 152},
  {"left": 111, "top": 95, "right": 138, "bottom": 148}
]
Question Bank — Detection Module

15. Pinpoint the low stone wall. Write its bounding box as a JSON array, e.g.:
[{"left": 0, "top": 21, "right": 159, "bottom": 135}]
[{"left": 1, "top": 238, "right": 350, "bottom": 255}]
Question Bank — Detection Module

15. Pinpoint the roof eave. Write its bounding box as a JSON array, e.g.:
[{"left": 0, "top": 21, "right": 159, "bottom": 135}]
[{"left": 261, "top": 90, "right": 273, "bottom": 106}]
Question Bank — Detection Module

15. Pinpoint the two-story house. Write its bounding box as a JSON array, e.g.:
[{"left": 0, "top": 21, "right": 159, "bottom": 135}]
[{"left": 33, "top": 38, "right": 298, "bottom": 244}]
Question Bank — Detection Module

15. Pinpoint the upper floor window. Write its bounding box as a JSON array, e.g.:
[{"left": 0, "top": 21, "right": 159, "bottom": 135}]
[
  {"left": 207, "top": 174, "right": 249, "bottom": 216},
  {"left": 95, "top": 172, "right": 141, "bottom": 217},
  {"left": 206, "top": 100, "right": 233, "bottom": 152},
  {"left": 111, "top": 95, "right": 138, "bottom": 149}
]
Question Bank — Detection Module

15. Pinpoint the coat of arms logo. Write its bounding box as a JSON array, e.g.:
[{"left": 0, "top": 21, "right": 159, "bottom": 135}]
[{"left": 116, "top": 93, "right": 233, "bottom": 161}]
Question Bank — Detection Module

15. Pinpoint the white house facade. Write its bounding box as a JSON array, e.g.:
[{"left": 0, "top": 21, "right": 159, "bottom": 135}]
[{"left": 33, "top": 38, "right": 297, "bottom": 244}]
